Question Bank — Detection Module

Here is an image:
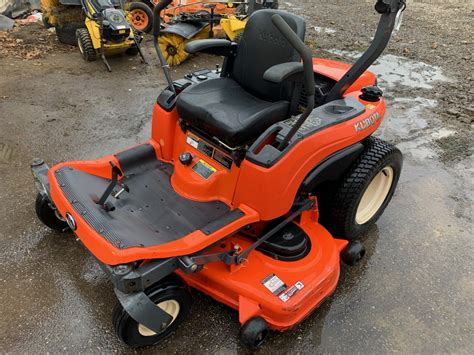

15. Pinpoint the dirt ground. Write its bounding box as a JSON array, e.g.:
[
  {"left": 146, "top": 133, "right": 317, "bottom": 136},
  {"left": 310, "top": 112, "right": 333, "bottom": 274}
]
[{"left": 0, "top": 1, "right": 473, "bottom": 353}]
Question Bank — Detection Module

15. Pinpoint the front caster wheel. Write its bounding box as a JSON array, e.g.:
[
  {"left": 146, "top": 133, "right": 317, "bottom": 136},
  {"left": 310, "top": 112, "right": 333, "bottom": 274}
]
[
  {"left": 113, "top": 275, "right": 192, "bottom": 348},
  {"left": 35, "top": 193, "right": 69, "bottom": 232},
  {"left": 341, "top": 241, "right": 366, "bottom": 266},
  {"left": 240, "top": 317, "right": 269, "bottom": 350}
]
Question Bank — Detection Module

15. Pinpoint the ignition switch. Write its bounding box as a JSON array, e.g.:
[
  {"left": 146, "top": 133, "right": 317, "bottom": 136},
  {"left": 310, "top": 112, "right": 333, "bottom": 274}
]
[{"left": 179, "top": 152, "right": 193, "bottom": 166}]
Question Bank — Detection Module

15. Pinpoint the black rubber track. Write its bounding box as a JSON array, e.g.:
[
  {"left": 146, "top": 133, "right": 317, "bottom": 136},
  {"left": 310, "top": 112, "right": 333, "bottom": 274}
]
[
  {"left": 327, "top": 136, "right": 403, "bottom": 240},
  {"left": 76, "top": 28, "right": 97, "bottom": 61}
]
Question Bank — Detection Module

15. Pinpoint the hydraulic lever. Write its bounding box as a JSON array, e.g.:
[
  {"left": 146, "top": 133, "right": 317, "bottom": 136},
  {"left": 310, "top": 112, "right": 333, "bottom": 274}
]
[
  {"left": 153, "top": 0, "right": 176, "bottom": 95},
  {"left": 95, "top": 161, "right": 127, "bottom": 210},
  {"left": 324, "top": 0, "right": 406, "bottom": 103}
]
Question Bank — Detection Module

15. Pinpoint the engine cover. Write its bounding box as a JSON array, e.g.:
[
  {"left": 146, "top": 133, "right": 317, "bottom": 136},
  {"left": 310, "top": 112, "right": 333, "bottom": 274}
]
[{"left": 102, "top": 8, "right": 131, "bottom": 42}]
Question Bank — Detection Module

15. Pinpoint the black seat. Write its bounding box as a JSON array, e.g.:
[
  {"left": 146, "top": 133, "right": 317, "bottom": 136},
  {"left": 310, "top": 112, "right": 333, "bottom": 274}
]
[
  {"left": 176, "top": 78, "right": 290, "bottom": 147},
  {"left": 177, "top": 10, "right": 306, "bottom": 147}
]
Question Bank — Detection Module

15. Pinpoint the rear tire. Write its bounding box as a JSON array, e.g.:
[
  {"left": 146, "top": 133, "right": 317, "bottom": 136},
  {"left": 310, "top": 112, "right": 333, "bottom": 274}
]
[
  {"left": 128, "top": 2, "right": 154, "bottom": 33},
  {"left": 35, "top": 193, "right": 69, "bottom": 232},
  {"left": 113, "top": 275, "right": 192, "bottom": 347},
  {"left": 76, "top": 28, "right": 97, "bottom": 62},
  {"left": 56, "top": 22, "right": 85, "bottom": 46},
  {"left": 125, "top": 45, "right": 139, "bottom": 56},
  {"left": 327, "top": 137, "right": 403, "bottom": 240}
]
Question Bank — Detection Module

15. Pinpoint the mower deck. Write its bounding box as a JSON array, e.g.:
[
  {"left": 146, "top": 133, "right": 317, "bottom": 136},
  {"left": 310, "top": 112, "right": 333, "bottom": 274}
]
[{"left": 180, "top": 221, "right": 348, "bottom": 330}]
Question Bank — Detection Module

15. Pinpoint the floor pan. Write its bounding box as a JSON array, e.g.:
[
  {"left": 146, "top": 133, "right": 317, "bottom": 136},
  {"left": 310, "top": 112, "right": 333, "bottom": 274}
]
[{"left": 54, "top": 145, "right": 243, "bottom": 249}]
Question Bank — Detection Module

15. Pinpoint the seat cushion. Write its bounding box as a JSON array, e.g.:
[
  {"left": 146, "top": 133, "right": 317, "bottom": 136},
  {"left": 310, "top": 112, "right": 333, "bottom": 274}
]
[{"left": 177, "top": 78, "right": 290, "bottom": 147}]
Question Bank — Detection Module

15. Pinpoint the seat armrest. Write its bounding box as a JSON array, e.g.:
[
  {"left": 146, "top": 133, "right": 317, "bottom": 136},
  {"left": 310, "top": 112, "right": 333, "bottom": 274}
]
[
  {"left": 263, "top": 62, "right": 304, "bottom": 84},
  {"left": 185, "top": 39, "right": 237, "bottom": 56}
]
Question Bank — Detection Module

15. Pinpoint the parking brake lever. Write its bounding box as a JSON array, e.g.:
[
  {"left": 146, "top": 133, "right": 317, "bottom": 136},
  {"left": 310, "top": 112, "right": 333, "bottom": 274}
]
[{"left": 95, "top": 161, "right": 125, "bottom": 209}]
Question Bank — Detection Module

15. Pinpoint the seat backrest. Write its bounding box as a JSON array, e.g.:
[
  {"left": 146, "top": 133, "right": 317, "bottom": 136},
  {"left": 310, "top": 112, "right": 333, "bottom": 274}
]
[{"left": 231, "top": 9, "right": 306, "bottom": 102}]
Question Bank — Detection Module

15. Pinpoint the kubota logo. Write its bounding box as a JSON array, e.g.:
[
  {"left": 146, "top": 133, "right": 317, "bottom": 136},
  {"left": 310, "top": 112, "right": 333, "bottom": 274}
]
[
  {"left": 259, "top": 30, "right": 287, "bottom": 47},
  {"left": 354, "top": 112, "right": 381, "bottom": 132}
]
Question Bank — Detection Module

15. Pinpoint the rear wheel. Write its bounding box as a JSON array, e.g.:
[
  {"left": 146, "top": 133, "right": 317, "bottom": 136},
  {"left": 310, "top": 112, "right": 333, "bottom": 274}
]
[
  {"left": 127, "top": 2, "right": 154, "bottom": 33},
  {"left": 56, "top": 22, "right": 85, "bottom": 46},
  {"left": 76, "top": 28, "right": 97, "bottom": 62},
  {"left": 125, "top": 45, "right": 139, "bottom": 56},
  {"left": 327, "top": 137, "right": 403, "bottom": 240},
  {"left": 35, "top": 193, "right": 69, "bottom": 232},
  {"left": 113, "top": 275, "right": 192, "bottom": 347}
]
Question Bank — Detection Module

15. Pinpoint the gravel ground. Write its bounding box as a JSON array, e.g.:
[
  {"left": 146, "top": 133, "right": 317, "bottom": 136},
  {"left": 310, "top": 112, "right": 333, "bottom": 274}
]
[{"left": 0, "top": 1, "right": 473, "bottom": 354}]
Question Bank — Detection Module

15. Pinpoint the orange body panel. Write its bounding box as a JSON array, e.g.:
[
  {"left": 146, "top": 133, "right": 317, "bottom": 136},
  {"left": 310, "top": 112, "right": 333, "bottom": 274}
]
[
  {"left": 234, "top": 92, "right": 385, "bottom": 220},
  {"left": 171, "top": 127, "right": 241, "bottom": 205},
  {"left": 151, "top": 105, "right": 178, "bottom": 161},
  {"left": 47, "top": 59, "right": 381, "bottom": 266},
  {"left": 313, "top": 58, "right": 377, "bottom": 93}
]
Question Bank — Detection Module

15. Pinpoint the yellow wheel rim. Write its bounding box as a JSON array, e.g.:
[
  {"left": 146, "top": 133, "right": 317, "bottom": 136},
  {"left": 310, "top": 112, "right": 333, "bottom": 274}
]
[
  {"left": 356, "top": 166, "right": 394, "bottom": 225},
  {"left": 137, "top": 300, "right": 180, "bottom": 337}
]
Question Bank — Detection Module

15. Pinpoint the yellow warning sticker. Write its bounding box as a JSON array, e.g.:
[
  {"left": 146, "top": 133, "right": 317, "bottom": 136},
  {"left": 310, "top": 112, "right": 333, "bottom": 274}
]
[
  {"left": 200, "top": 160, "right": 216, "bottom": 172},
  {"left": 192, "top": 159, "right": 217, "bottom": 179}
]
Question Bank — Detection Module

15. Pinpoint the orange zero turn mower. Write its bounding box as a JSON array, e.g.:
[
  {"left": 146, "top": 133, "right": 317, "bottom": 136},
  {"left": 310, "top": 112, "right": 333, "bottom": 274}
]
[{"left": 33, "top": 0, "right": 406, "bottom": 349}]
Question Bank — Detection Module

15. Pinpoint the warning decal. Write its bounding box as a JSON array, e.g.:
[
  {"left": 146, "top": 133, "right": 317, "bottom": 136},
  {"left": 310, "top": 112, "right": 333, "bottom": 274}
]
[
  {"left": 279, "top": 281, "right": 305, "bottom": 302},
  {"left": 261, "top": 274, "right": 287, "bottom": 296}
]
